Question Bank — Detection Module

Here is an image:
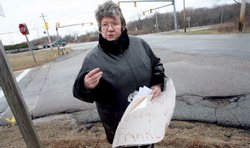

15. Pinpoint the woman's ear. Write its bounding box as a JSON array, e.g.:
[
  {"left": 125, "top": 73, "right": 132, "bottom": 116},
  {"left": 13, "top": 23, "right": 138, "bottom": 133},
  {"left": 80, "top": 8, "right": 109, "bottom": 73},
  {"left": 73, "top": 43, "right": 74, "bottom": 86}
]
[
  {"left": 121, "top": 26, "right": 126, "bottom": 31},
  {"left": 98, "top": 26, "right": 101, "bottom": 33}
]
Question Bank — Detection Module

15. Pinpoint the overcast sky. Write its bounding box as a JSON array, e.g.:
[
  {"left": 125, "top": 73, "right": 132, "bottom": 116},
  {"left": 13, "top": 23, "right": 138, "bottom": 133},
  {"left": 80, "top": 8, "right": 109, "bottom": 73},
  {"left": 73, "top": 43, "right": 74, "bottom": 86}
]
[{"left": 0, "top": 0, "right": 236, "bottom": 45}]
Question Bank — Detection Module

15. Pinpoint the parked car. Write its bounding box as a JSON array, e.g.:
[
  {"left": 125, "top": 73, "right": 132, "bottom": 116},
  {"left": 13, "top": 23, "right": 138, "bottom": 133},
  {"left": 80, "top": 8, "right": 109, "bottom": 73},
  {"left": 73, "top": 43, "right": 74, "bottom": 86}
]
[
  {"left": 32, "top": 46, "right": 40, "bottom": 50},
  {"left": 43, "top": 43, "right": 50, "bottom": 48},
  {"left": 52, "top": 40, "right": 67, "bottom": 47}
]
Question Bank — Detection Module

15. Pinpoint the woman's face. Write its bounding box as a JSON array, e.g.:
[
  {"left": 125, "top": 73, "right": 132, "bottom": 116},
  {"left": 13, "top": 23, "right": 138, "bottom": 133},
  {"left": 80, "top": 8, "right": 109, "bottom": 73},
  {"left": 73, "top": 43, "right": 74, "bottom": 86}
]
[{"left": 100, "top": 16, "right": 122, "bottom": 41}]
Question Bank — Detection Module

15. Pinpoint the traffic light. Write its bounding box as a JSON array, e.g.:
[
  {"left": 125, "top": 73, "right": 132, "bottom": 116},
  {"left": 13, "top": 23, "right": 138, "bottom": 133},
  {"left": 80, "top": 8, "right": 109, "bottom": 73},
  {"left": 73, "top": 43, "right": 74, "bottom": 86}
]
[
  {"left": 44, "top": 21, "right": 49, "bottom": 30},
  {"left": 150, "top": 9, "right": 152, "bottom": 13},
  {"left": 133, "top": 1, "right": 136, "bottom": 7}
]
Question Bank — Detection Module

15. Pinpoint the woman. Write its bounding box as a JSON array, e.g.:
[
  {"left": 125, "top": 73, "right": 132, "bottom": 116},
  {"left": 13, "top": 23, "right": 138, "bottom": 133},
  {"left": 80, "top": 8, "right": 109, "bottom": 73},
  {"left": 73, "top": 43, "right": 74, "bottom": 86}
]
[{"left": 73, "top": 1, "right": 166, "bottom": 147}]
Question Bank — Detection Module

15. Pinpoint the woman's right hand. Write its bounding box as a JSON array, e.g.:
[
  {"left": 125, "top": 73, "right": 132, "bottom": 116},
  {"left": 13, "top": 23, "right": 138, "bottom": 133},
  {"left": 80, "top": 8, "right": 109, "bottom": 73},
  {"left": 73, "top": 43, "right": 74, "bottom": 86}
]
[{"left": 84, "top": 68, "right": 103, "bottom": 90}]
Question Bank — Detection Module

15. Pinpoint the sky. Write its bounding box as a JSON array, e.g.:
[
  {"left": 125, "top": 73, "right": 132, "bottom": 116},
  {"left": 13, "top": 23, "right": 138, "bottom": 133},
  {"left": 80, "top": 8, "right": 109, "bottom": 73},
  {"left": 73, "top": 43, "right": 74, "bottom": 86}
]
[{"left": 0, "top": 0, "right": 236, "bottom": 45}]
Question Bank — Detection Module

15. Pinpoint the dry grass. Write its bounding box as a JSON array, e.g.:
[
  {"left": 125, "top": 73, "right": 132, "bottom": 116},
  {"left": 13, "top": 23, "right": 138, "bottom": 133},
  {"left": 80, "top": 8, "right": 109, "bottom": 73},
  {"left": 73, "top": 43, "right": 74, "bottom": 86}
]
[
  {"left": 1, "top": 116, "right": 249, "bottom": 148},
  {"left": 158, "top": 23, "right": 250, "bottom": 35},
  {"left": 7, "top": 47, "right": 72, "bottom": 71}
]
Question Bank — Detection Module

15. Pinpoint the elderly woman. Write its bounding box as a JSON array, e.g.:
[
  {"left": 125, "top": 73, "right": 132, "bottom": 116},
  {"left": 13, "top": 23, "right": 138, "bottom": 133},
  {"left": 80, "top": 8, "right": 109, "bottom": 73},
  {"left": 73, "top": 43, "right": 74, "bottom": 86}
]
[{"left": 73, "top": 1, "right": 166, "bottom": 147}]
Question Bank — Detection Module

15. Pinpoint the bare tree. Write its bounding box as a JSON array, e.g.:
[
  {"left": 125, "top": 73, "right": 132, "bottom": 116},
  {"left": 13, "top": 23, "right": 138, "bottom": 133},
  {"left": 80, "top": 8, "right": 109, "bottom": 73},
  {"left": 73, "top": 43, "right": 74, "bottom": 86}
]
[{"left": 126, "top": 1, "right": 250, "bottom": 35}]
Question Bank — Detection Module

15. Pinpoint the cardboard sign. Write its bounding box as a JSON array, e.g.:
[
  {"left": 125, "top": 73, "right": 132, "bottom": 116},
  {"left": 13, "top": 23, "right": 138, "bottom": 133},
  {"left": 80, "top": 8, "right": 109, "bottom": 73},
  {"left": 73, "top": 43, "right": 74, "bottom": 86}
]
[{"left": 112, "top": 78, "right": 176, "bottom": 147}]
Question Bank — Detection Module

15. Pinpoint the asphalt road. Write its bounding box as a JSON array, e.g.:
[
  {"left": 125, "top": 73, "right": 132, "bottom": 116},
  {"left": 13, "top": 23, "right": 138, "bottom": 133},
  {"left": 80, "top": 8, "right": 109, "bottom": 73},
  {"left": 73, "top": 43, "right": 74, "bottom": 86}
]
[
  {"left": 142, "top": 33, "right": 250, "bottom": 60},
  {"left": 1, "top": 33, "right": 250, "bottom": 128}
]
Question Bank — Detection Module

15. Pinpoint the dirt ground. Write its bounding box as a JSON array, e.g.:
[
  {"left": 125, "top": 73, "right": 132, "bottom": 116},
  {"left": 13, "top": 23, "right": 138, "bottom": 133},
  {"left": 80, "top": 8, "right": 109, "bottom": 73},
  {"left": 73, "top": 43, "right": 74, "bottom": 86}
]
[{"left": 1, "top": 113, "right": 250, "bottom": 148}]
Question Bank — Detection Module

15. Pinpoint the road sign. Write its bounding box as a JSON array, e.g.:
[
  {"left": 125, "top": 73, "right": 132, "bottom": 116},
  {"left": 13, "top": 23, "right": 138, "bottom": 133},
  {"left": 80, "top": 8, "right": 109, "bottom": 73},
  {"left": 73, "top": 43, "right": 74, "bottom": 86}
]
[
  {"left": 19, "top": 23, "right": 29, "bottom": 35},
  {"left": 18, "top": 23, "right": 36, "bottom": 63}
]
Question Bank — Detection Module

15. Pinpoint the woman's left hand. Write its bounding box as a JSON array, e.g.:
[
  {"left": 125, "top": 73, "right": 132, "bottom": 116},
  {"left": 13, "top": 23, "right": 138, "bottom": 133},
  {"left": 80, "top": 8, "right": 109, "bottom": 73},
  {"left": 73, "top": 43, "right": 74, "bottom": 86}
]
[{"left": 151, "top": 84, "right": 162, "bottom": 99}]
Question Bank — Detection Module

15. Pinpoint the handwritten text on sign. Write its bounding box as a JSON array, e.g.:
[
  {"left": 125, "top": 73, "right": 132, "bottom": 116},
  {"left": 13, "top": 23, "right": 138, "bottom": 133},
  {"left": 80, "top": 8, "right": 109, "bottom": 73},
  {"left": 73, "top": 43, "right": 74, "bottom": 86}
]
[{"left": 112, "top": 78, "right": 176, "bottom": 147}]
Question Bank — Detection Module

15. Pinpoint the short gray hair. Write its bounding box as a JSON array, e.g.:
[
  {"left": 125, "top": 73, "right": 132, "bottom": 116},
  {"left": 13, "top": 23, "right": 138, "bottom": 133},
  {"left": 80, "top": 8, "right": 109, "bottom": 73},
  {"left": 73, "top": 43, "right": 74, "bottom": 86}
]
[{"left": 95, "top": 0, "right": 126, "bottom": 30}]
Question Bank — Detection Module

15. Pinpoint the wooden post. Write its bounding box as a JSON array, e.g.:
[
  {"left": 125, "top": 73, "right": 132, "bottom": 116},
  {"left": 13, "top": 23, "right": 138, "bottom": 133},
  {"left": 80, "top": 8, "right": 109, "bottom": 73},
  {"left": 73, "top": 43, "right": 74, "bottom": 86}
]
[{"left": 0, "top": 41, "right": 42, "bottom": 148}]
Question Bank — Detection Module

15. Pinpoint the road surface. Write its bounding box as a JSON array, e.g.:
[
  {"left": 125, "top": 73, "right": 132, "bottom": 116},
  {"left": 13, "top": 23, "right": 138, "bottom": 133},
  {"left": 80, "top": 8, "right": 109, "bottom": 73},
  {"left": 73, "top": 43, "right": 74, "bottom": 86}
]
[{"left": 1, "top": 33, "right": 250, "bottom": 128}]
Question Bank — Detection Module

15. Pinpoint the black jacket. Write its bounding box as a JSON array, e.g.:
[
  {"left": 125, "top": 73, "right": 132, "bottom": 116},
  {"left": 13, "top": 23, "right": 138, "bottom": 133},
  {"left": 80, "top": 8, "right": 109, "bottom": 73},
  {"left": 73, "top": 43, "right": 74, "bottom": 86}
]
[{"left": 73, "top": 29, "right": 165, "bottom": 143}]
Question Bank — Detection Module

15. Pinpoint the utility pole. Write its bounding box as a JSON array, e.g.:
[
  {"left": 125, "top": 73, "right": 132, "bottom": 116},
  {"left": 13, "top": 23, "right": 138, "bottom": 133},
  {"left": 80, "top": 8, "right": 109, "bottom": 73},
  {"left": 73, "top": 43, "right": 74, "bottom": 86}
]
[
  {"left": 40, "top": 13, "right": 52, "bottom": 47},
  {"left": 155, "top": 12, "right": 159, "bottom": 32},
  {"left": 220, "top": 7, "right": 224, "bottom": 24},
  {"left": 183, "top": 0, "right": 186, "bottom": 32},
  {"left": 239, "top": 0, "right": 246, "bottom": 32},
  {"left": 172, "top": 0, "right": 178, "bottom": 32}
]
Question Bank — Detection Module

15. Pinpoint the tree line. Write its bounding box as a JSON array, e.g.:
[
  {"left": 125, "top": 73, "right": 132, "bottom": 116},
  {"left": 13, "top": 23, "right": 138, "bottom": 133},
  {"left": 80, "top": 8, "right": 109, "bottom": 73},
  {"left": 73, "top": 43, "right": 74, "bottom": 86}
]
[
  {"left": 127, "top": 3, "right": 250, "bottom": 34},
  {"left": 5, "top": 3, "right": 249, "bottom": 51}
]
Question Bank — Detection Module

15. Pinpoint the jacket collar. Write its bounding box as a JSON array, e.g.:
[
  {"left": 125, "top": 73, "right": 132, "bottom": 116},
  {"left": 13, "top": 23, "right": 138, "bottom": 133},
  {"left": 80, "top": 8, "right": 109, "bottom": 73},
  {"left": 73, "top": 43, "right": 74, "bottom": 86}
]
[{"left": 99, "top": 28, "right": 130, "bottom": 55}]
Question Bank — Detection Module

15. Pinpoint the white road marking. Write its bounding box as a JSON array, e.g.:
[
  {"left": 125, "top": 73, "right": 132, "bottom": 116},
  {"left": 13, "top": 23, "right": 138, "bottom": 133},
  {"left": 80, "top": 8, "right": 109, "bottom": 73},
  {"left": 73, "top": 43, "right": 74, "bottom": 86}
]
[{"left": 0, "top": 68, "right": 30, "bottom": 98}]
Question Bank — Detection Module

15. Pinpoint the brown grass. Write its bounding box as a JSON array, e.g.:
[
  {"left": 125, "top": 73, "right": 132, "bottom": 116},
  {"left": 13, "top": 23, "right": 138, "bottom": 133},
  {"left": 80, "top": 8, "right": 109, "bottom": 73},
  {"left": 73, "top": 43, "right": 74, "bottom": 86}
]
[
  {"left": 1, "top": 116, "right": 249, "bottom": 148},
  {"left": 146, "top": 23, "right": 250, "bottom": 36},
  {"left": 7, "top": 48, "right": 72, "bottom": 71}
]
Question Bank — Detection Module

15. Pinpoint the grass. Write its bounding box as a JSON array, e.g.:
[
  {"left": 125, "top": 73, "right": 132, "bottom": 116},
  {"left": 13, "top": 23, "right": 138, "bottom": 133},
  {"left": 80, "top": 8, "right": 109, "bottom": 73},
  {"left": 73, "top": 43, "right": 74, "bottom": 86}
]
[
  {"left": 7, "top": 47, "right": 72, "bottom": 71},
  {"left": 160, "top": 23, "right": 250, "bottom": 35},
  {"left": 161, "top": 29, "right": 219, "bottom": 35}
]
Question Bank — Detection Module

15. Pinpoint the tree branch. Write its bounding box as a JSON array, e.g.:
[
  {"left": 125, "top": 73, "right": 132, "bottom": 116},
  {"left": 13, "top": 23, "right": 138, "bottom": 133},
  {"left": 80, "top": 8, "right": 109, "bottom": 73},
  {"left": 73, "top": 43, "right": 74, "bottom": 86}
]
[{"left": 233, "top": 0, "right": 241, "bottom": 4}]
